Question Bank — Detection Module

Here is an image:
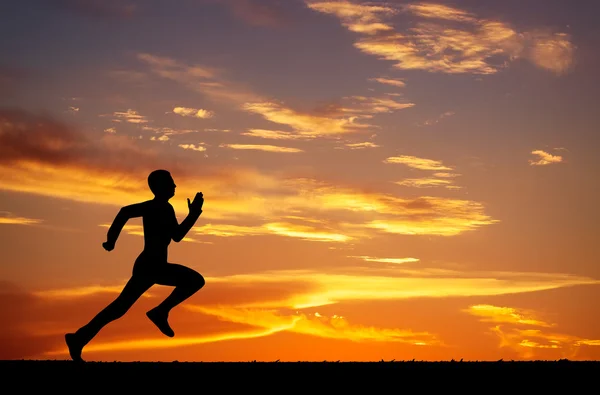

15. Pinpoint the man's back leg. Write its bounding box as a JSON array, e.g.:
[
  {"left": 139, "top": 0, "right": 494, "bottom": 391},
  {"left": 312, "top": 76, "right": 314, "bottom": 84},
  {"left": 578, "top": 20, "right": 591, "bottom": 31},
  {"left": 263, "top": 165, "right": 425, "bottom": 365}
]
[{"left": 66, "top": 275, "right": 153, "bottom": 361}]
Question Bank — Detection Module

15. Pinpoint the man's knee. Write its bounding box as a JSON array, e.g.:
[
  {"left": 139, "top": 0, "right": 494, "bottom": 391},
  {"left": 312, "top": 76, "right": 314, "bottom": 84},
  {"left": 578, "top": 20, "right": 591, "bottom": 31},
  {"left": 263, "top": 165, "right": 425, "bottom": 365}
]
[{"left": 191, "top": 272, "right": 205, "bottom": 292}]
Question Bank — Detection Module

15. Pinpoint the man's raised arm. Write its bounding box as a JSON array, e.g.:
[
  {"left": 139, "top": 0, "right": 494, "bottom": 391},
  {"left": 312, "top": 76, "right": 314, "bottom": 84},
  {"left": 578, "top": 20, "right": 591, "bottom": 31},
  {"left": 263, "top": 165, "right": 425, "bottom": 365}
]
[
  {"left": 104, "top": 201, "right": 147, "bottom": 251},
  {"left": 172, "top": 193, "right": 204, "bottom": 242}
]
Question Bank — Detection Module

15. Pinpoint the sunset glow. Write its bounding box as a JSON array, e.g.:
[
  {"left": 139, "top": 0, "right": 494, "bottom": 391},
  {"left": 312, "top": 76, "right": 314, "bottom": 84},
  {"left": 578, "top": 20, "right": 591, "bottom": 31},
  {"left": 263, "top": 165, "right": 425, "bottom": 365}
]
[{"left": 1, "top": 0, "right": 598, "bottom": 362}]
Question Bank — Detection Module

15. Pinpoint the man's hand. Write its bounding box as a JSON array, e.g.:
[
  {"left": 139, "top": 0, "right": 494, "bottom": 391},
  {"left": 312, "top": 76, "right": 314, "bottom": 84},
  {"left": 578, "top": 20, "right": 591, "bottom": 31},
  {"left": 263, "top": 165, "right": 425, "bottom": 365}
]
[
  {"left": 102, "top": 241, "right": 115, "bottom": 251},
  {"left": 188, "top": 192, "right": 204, "bottom": 213}
]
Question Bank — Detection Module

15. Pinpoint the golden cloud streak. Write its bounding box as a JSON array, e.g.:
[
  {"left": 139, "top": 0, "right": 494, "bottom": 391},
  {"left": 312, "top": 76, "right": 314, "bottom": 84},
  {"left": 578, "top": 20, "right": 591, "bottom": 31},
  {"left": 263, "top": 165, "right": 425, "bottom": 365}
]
[
  {"left": 111, "top": 109, "right": 148, "bottom": 124},
  {"left": 0, "top": 211, "right": 42, "bottom": 225},
  {"left": 46, "top": 324, "right": 295, "bottom": 355},
  {"left": 178, "top": 143, "right": 206, "bottom": 152},
  {"left": 307, "top": 1, "right": 575, "bottom": 75},
  {"left": 241, "top": 129, "right": 315, "bottom": 140},
  {"left": 529, "top": 150, "right": 563, "bottom": 166},
  {"left": 465, "top": 304, "right": 553, "bottom": 327},
  {"left": 202, "top": 268, "right": 600, "bottom": 309},
  {"left": 173, "top": 107, "right": 214, "bottom": 119},
  {"left": 348, "top": 256, "right": 420, "bottom": 264},
  {"left": 219, "top": 144, "right": 303, "bottom": 153},
  {"left": 384, "top": 155, "right": 452, "bottom": 171},
  {"left": 466, "top": 304, "right": 600, "bottom": 359},
  {"left": 369, "top": 77, "right": 406, "bottom": 88},
  {"left": 243, "top": 101, "right": 371, "bottom": 137},
  {"left": 395, "top": 178, "right": 453, "bottom": 188},
  {"left": 191, "top": 306, "right": 439, "bottom": 345}
]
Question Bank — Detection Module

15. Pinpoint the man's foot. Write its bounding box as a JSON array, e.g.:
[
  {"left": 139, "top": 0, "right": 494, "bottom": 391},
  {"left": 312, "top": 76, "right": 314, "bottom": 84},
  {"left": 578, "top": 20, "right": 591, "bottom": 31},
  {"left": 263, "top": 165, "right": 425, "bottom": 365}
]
[
  {"left": 65, "top": 333, "right": 84, "bottom": 362},
  {"left": 146, "top": 308, "right": 175, "bottom": 337}
]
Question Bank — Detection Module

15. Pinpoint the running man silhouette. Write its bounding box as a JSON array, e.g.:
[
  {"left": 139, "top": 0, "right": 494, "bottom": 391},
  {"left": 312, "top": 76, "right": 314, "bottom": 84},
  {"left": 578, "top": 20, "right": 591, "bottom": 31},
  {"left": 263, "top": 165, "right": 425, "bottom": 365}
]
[{"left": 65, "top": 169, "right": 206, "bottom": 362}]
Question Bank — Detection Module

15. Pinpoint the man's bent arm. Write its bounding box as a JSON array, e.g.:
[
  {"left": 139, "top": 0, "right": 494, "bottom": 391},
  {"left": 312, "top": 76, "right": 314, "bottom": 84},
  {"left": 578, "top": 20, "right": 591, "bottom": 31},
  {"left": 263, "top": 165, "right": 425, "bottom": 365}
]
[
  {"left": 173, "top": 209, "right": 202, "bottom": 242},
  {"left": 106, "top": 202, "right": 147, "bottom": 245}
]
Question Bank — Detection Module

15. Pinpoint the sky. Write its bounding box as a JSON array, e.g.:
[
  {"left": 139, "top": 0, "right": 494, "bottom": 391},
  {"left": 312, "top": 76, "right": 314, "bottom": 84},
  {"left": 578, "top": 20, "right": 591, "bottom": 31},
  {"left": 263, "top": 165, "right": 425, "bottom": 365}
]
[{"left": 1, "top": 0, "right": 600, "bottom": 362}]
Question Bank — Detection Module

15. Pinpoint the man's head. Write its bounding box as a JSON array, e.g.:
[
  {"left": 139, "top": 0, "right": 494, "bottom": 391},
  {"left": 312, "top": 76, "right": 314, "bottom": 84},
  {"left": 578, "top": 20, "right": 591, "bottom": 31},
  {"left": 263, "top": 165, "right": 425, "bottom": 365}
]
[{"left": 148, "top": 169, "right": 176, "bottom": 200}]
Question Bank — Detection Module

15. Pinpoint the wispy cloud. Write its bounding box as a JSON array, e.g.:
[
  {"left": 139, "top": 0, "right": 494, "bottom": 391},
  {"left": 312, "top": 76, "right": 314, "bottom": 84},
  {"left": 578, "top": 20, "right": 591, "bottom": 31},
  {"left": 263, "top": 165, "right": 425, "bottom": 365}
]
[
  {"left": 242, "top": 101, "right": 372, "bottom": 138},
  {"left": 395, "top": 178, "right": 454, "bottom": 189},
  {"left": 369, "top": 77, "right": 406, "bottom": 88},
  {"left": 384, "top": 155, "right": 453, "bottom": 171},
  {"left": 0, "top": 211, "right": 42, "bottom": 225},
  {"left": 35, "top": 267, "right": 599, "bottom": 357},
  {"left": 465, "top": 304, "right": 600, "bottom": 359},
  {"left": 419, "top": 111, "right": 455, "bottom": 127},
  {"left": 173, "top": 107, "right": 214, "bottom": 119},
  {"left": 0, "top": 109, "right": 497, "bottom": 238},
  {"left": 336, "top": 141, "right": 380, "bottom": 150},
  {"left": 306, "top": 1, "right": 575, "bottom": 75},
  {"left": 529, "top": 149, "right": 564, "bottom": 166},
  {"left": 348, "top": 256, "right": 420, "bottom": 264},
  {"left": 219, "top": 143, "right": 303, "bottom": 153},
  {"left": 241, "top": 129, "right": 316, "bottom": 140},
  {"left": 110, "top": 109, "right": 148, "bottom": 124},
  {"left": 178, "top": 143, "right": 207, "bottom": 152}
]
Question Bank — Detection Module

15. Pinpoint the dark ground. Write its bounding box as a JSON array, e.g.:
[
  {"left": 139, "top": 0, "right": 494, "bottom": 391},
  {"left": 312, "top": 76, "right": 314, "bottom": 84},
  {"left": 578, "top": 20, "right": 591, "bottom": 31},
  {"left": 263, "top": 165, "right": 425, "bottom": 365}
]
[{"left": 3, "top": 360, "right": 598, "bottom": 391}]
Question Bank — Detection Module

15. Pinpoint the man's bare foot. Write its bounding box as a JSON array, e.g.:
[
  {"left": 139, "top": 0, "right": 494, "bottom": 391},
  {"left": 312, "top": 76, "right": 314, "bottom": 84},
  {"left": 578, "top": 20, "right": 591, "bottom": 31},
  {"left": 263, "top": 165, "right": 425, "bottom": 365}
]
[
  {"left": 146, "top": 308, "right": 175, "bottom": 337},
  {"left": 65, "top": 333, "right": 84, "bottom": 362}
]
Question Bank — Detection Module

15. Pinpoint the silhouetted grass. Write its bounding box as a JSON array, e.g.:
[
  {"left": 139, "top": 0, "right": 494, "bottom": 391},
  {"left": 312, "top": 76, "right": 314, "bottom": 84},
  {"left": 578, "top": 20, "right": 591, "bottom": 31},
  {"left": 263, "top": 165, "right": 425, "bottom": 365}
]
[{"left": 2, "top": 359, "right": 596, "bottom": 390}]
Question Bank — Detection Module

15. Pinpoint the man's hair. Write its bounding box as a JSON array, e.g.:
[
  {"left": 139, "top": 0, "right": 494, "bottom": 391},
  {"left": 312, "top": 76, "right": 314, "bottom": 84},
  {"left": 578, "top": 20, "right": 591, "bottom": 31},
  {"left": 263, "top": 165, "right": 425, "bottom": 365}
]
[{"left": 148, "top": 169, "right": 172, "bottom": 195}]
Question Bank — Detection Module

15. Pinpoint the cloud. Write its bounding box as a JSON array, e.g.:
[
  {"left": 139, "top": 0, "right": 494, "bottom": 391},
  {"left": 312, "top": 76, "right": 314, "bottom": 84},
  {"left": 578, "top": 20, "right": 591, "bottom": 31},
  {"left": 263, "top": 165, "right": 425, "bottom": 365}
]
[
  {"left": 241, "top": 129, "right": 316, "bottom": 140},
  {"left": 50, "top": 0, "right": 136, "bottom": 18},
  {"left": 465, "top": 304, "right": 553, "bottom": 327},
  {"left": 465, "top": 304, "right": 600, "bottom": 359},
  {"left": 0, "top": 108, "right": 498, "bottom": 238},
  {"left": 529, "top": 150, "right": 563, "bottom": 166},
  {"left": 335, "top": 141, "right": 380, "bottom": 150},
  {"left": 419, "top": 111, "right": 455, "bottom": 127},
  {"left": 191, "top": 222, "right": 352, "bottom": 243},
  {"left": 104, "top": 127, "right": 117, "bottom": 134},
  {"left": 394, "top": 178, "right": 453, "bottom": 188},
  {"left": 384, "top": 155, "right": 453, "bottom": 171},
  {"left": 190, "top": 306, "right": 439, "bottom": 345},
  {"left": 20, "top": 266, "right": 598, "bottom": 358},
  {"left": 369, "top": 77, "right": 406, "bottom": 88},
  {"left": 348, "top": 256, "right": 420, "bottom": 264},
  {"left": 173, "top": 107, "right": 214, "bottom": 119},
  {"left": 219, "top": 143, "right": 303, "bottom": 153},
  {"left": 136, "top": 53, "right": 260, "bottom": 105},
  {"left": 306, "top": 1, "right": 575, "bottom": 75},
  {"left": 0, "top": 211, "right": 43, "bottom": 225},
  {"left": 178, "top": 143, "right": 207, "bottom": 152},
  {"left": 137, "top": 53, "right": 413, "bottom": 138},
  {"left": 242, "top": 101, "right": 372, "bottom": 138},
  {"left": 110, "top": 109, "right": 149, "bottom": 124}
]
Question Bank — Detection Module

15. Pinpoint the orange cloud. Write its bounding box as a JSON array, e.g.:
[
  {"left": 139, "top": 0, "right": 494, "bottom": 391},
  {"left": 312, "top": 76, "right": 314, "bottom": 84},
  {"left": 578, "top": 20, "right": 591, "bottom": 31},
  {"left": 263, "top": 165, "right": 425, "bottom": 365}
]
[
  {"left": 384, "top": 155, "right": 453, "bottom": 171},
  {"left": 111, "top": 109, "right": 149, "bottom": 124},
  {"left": 529, "top": 149, "right": 563, "bottom": 166},
  {"left": 178, "top": 143, "right": 207, "bottom": 152},
  {"left": 394, "top": 178, "right": 453, "bottom": 188},
  {"left": 32, "top": 266, "right": 600, "bottom": 358},
  {"left": 242, "top": 101, "right": 372, "bottom": 138},
  {"left": 241, "top": 129, "right": 316, "bottom": 140},
  {"left": 307, "top": 1, "right": 575, "bottom": 75},
  {"left": 348, "top": 256, "right": 419, "bottom": 264},
  {"left": 465, "top": 304, "right": 600, "bottom": 359},
  {"left": 173, "top": 107, "right": 214, "bottom": 119},
  {"left": 369, "top": 77, "right": 406, "bottom": 88},
  {"left": 219, "top": 143, "right": 303, "bottom": 153},
  {"left": 0, "top": 211, "right": 42, "bottom": 225}
]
